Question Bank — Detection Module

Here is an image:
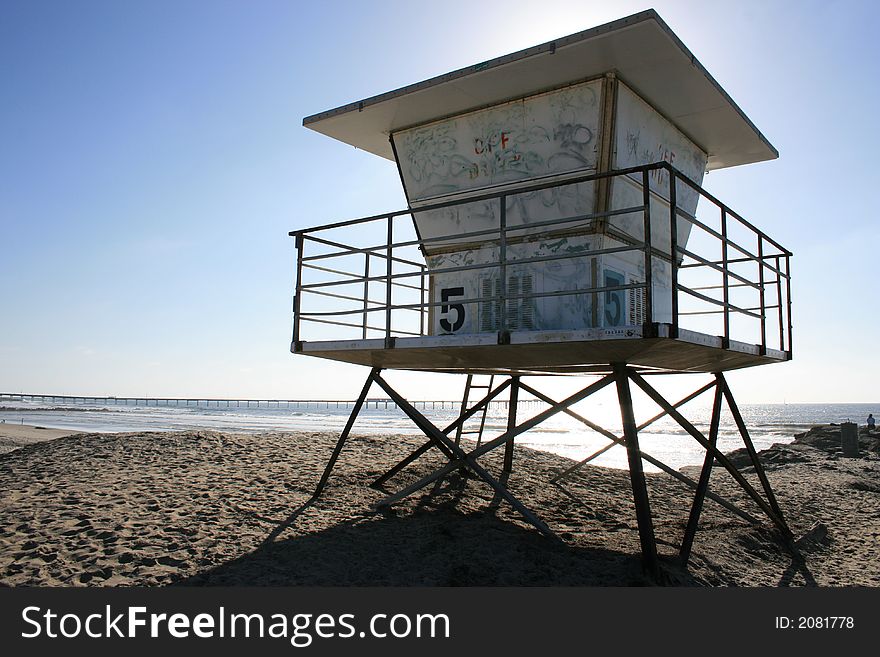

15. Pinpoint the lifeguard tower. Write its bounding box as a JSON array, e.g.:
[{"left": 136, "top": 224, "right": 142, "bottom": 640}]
[{"left": 290, "top": 10, "right": 794, "bottom": 578}]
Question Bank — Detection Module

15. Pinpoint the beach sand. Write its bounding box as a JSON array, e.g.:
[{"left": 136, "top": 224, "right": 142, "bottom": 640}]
[
  {"left": 0, "top": 423, "right": 80, "bottom": 455},
  {"left": 0, "top": 424, "right": 878, "bottom": 586}
]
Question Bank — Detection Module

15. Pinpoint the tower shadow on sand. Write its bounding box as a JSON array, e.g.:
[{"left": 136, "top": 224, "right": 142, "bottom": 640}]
[{"left": 171, "top": 500, "right": 660, "bottom": 587}]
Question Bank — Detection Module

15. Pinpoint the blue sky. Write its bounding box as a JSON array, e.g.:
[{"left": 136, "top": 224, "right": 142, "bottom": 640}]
[{"left": 1, "top": 0, "right": 878, "bottom": 403}]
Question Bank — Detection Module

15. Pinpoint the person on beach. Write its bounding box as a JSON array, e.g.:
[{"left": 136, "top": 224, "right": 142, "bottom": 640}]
[{"left": 868, "top": 414, "right": 876, "bottom": 431}]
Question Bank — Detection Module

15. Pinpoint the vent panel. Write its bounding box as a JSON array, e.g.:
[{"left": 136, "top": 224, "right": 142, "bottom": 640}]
[{"left": 480, "top": 274, "right": 535, "bottom": 331}]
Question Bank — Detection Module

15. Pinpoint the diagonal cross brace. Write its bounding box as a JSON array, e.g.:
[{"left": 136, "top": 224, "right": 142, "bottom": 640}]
[
  {"left": 520, "top": 380, "right": 758, "bottom": 525},
  {"left": 371, "top": 377, "right": 512, "bottom": 487},
  {"left": 375, "top": 373, "right": 616, "bottom": 512},
  {"left": 679, "top": 382, "right": 724, "bottom": 563},
  {"left": 313, "top": 367, "right": 381, "bottom": 498},
  {"left": 547, "top": 380, "right": 717, "bottom": 483},
  {"left": 629, "top": 369, "right": 792, "bottom": 540},
  {"left": 717, "top": 372, "right": 787, "bottom": 523},
  {"left": 371, "top": 373, "right": 558, "bottom": 540}
]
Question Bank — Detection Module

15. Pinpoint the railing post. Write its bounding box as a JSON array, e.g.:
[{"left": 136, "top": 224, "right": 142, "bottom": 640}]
[
  {"left": 775, "top": 254, "right": 784, "bottom": 352},
  {"left": 420, "top": 265, "right": 427, "bottom": 336},
  {"left": 785, "top": 253, "right": 793, "bottom": 358},
  {"left": 292, "top": 233, "right": 304, "bottom": 346},
  {"left": 385, "top": 215, "right": 393, "bottom": 345},
  {"left": 721, "top": 209, "right": 730, "bottom": 348},
  {"left": 362, "top": 252, "right": 371, "bottom": 339},
  {"left": 642, "top": 169, "right": 653, "bottom": 330},
  {"left": 498, "top": 194, "right": 508, "bottom": 338},
  {"left": 757, "top": 234, "right": 766, "bottom": 354},
  {"left": 668, "top": 166, "right": 678, "bottom": 337}
]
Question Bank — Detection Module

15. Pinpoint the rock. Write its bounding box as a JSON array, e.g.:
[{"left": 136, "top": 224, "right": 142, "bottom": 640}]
[
  {"left": 722, "top": 447, "right": 753, "bottom": 468},
  {"left": 795, "top": 426, "right": 842, "bottom": 451}
]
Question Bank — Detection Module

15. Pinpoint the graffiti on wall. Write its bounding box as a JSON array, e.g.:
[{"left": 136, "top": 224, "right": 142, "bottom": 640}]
[
  {"left": 396, "top": 81, "right": 600, "bottom": 199},
  {"left": 609, "top": 82, "right": 709, "bottom": 255},
  {"left": 393, "top": 80, "right": 602, "bottom": 242}
]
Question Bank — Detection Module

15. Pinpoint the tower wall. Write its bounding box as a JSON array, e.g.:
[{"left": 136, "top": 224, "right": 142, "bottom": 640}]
[{"left": 391, "top": 77, "right": 707, "bottom": 335}]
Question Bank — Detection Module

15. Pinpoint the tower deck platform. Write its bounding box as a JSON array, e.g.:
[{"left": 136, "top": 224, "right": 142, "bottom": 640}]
[
  {"left": 290, "top": 163, "right": 792, "bottom": 376},
  {"left": 298, "top": 325, "right": 787, "bottom": 375}
]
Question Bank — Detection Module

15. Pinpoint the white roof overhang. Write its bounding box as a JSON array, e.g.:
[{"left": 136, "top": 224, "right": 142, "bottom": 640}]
[{"left": 303, "top": 9, "right": 777, "bottom": 171}]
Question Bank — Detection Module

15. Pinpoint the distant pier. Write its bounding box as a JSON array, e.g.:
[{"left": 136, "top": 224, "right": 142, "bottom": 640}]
[{"left": 0, "top": 392, "right": 542, "bottom": 412}]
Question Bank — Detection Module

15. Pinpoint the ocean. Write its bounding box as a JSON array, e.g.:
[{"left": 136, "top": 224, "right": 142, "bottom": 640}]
[{"left": 1, "top": 397, "right": 875, "bottom": 473}]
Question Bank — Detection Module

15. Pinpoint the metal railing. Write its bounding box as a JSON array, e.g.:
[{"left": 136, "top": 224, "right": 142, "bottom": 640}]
[{"left": 289, "top": 162, "right": 792, "bottom": 358}]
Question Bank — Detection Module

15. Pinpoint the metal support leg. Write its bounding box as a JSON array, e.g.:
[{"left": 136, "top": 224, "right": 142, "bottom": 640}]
[
  {"left": 615, "top": 365, "right": 659, "bottom": 580},
  {"left": 313, "top": 367, "right": 379, "bottom": 498},
  {"left": 502, "top": 376, "right": 519, "bottom": 473},
  {"left": 679, "top": 381, "right": 723, "bottom": 564}
]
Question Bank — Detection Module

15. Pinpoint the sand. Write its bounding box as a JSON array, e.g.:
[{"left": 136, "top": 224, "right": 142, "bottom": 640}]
[
  {"left": 0, "top": 423, "right": 80, "bottom": 455},
  {"left": 0, "top": 424, "right": 878, "bottom": 586}
]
